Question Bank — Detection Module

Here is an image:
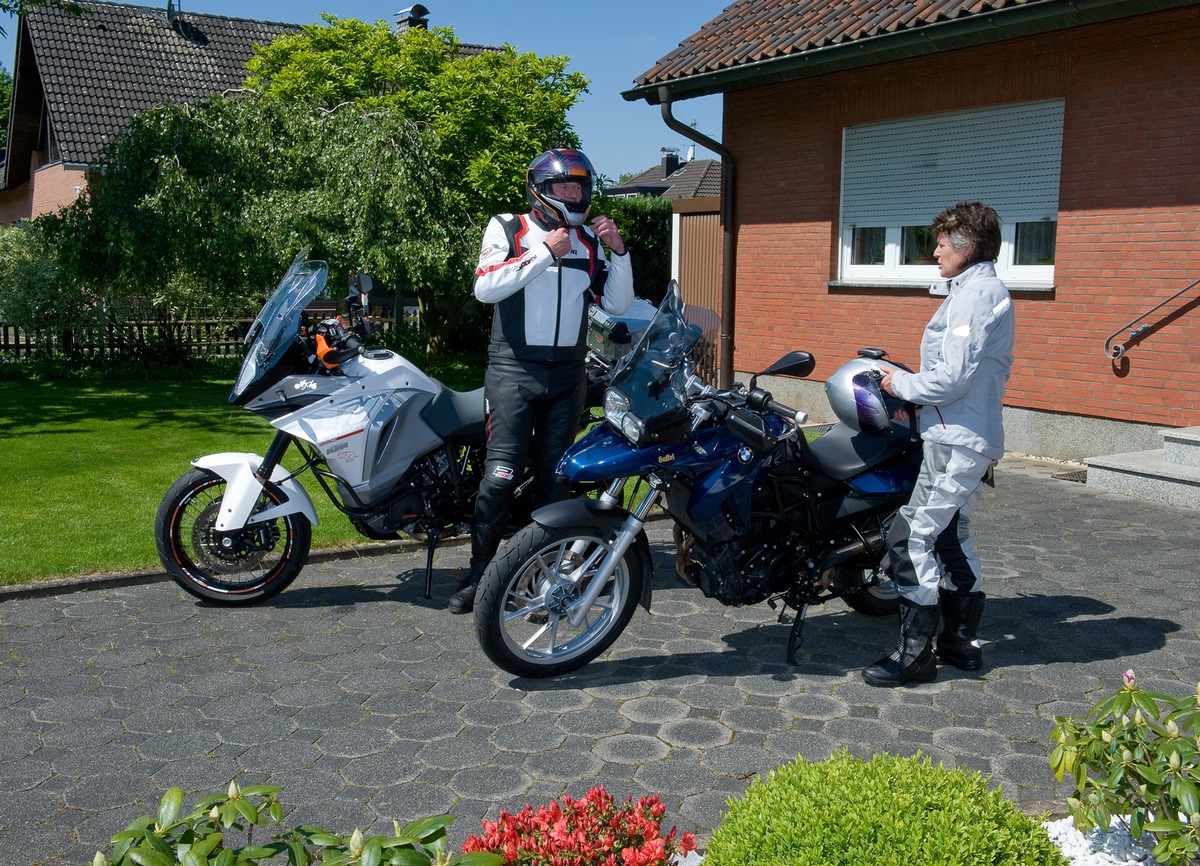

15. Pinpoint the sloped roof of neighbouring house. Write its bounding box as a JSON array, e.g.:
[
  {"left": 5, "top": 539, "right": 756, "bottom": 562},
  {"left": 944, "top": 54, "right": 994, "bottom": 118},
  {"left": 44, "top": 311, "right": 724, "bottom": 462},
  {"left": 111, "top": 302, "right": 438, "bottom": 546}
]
[
  {"left": 15, "top": 1, "right": 302, "bottom": 172},
  {"left": 624, "top": 0, "right": 1198, "bottom": 103},
  {"left": 4, "top": 1, "right": 500, "bottom": 192},
  {"left": 607, "top": 157, "right": 722, "bottom": 199}
]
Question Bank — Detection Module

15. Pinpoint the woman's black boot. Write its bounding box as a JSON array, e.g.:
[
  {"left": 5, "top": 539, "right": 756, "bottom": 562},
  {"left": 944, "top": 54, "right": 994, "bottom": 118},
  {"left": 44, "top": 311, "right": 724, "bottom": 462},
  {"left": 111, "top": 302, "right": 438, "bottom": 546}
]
[
  {"left": 935, "top": 588, "right": 986, "bottom": 670},
  {"left": 862, "top": 599, "right": 940, "bottom": 687}
]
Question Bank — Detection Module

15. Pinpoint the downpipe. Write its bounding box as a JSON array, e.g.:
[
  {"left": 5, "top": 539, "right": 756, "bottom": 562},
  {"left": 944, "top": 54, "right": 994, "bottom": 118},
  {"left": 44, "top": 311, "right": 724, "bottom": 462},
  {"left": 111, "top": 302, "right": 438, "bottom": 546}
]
[
  {"left": 194, "top": 452, "right": 319, "bottom": 531},
  {"left": 817, "top": 528, "right": 887, "bottom": 575}
]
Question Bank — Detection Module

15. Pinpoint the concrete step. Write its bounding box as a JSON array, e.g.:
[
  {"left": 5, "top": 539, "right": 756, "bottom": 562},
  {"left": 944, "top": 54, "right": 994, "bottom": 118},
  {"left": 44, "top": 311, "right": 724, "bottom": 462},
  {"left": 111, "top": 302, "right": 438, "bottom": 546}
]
[
  {"left": 1086, "top": 447, "right": 1200, "bottom": 508},
  {"left": 1162, "top": 426, "right": 1200, "bottom": 467}
]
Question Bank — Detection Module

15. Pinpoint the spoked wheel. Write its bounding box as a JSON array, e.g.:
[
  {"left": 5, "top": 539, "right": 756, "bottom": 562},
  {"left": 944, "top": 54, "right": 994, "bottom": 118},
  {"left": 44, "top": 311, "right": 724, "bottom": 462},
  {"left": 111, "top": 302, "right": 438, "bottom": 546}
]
[
  {"left": 155, "top": 468, "right": 311, "bottom": 604},
  {"left": 837, "top": 566, "right": 901, "bottom": 616},
  {"left": 473, "top": 524, "right": 648, "bottom": 678}
]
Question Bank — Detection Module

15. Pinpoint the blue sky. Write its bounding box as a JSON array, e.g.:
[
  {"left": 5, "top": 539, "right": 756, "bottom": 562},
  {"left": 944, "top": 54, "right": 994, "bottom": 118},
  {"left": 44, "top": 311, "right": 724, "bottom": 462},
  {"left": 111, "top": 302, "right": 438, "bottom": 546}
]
[{"left": 0, "top": 0, "right": 730, "bottom": 180}]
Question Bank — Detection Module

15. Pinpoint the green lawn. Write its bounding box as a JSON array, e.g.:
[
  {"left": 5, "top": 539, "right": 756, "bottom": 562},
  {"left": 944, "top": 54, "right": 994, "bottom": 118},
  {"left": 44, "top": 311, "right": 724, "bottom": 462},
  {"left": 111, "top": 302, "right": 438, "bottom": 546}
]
[{"left": 0, "top": 375, "right": 406, "bottom": 586}]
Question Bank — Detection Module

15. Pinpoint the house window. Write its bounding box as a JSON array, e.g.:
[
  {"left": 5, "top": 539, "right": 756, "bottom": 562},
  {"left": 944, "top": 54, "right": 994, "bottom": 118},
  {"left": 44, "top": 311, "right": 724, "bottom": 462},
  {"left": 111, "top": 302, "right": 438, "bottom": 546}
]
[{"left": 839, "top": 99, "right": 1064, "bottom": 287}]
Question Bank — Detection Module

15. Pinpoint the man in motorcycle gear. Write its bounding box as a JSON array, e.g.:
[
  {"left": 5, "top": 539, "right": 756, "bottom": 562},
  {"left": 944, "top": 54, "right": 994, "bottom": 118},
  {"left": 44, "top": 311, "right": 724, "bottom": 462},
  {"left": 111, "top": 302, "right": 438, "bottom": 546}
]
[
  {"left": 447, "top": 148, "right": 634, "bottom": 614},
  {"left": 864, "top": 201, "right": 1015, "bottom": 687}
]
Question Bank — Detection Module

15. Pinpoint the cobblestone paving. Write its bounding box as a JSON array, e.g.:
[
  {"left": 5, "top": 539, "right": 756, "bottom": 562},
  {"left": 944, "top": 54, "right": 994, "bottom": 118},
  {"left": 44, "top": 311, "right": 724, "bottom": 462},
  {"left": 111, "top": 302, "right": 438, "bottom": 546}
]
[{"left": 2, "top": 457, "right": 1198, "bottom": 865}]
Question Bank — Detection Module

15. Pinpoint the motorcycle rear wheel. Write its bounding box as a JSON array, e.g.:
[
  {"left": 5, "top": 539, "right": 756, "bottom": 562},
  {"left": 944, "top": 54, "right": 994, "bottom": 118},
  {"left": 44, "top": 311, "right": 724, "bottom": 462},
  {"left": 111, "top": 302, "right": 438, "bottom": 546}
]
[
  {"left": 474, "top": 524, "right": 647, "bottom": 678},
  {"left": 155, "top": 468, "right": 311, "bottom": 605},
  {"left": 838, "top": 567, "right": 901, "bottom": 616}
]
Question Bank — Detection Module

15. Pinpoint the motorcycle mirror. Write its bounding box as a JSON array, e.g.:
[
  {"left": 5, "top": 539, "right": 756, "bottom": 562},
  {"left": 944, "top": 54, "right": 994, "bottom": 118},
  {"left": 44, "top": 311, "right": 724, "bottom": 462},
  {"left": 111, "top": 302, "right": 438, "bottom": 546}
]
[{"left": 750, "top": 351, "right": 816, "bottom": 390}]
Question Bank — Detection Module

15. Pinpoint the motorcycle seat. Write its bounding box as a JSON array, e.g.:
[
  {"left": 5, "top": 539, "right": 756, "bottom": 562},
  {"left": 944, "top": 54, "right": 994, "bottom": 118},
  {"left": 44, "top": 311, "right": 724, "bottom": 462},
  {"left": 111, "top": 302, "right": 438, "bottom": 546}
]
[
  {"left": 806, "top": 422, "right": 917, "bottom": 482},
  {"left": 422, "top": 384, "right": 487, "bottom": 442}
]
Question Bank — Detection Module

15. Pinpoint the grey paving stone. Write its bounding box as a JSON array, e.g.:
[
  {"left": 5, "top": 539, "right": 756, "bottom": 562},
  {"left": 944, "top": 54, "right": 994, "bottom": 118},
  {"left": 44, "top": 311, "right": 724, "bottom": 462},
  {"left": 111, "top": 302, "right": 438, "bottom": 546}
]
[{"left": 5, "top": 457, "right": 1200, "bottom": 864}]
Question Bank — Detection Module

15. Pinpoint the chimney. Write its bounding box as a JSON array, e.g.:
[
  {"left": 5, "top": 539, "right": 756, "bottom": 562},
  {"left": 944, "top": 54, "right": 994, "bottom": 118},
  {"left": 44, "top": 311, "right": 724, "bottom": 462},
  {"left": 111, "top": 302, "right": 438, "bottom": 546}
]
[
  {"left": 396, "top": 4, "right": 430, "bottom": 33},
  {"left": 660, "top": 147, "right": 681, "bottom": 178}
]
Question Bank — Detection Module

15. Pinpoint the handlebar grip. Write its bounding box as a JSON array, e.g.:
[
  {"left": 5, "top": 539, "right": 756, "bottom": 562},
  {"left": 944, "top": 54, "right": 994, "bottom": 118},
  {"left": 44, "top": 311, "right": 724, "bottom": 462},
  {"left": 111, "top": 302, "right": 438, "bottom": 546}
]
[
  {"left": 766, "top": 399, "right": 808, "bottom": 425},
  {"left": 743, "top": 386, "right": 808, "bottom": 425}
]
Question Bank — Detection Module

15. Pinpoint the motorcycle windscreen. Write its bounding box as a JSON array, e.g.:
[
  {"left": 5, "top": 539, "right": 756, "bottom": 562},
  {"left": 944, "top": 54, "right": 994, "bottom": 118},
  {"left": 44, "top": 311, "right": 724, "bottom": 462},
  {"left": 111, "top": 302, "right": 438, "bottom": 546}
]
[
  {"left": 230, "top": 254, "right": 329, "bottom": 405},
  {"left": 603, "top": 283, "right": 721, "bottom": 444}
]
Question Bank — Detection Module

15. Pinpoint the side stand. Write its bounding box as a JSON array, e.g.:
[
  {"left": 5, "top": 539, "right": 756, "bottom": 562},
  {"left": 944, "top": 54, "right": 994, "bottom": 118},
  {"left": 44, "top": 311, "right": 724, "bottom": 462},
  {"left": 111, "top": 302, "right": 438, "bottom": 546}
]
[
  {"left": 783, "top": 602, "right": 809, "bottom": 666},
  {"left": 422, "top": 527, "right": 442, "bottom": 599}
]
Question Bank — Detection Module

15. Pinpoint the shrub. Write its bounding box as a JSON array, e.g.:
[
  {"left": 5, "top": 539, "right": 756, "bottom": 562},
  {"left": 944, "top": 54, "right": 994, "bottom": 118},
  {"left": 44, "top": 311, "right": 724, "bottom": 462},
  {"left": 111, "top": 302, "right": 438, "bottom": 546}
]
[
  {"left": 702, "top": 749, "right": 1067, "bottom": 866},
  {"left": 593, "top": 195, "right": 672, "bottom": 305},
  {"left": 1051, "top": 669, "right": 1200, "bottom": 866},
  {"left": 91, "top": 781, "right": 503, "bottom": 866},
  {"left": 461, "top": 785, "right": 696, "bottom": 866}
]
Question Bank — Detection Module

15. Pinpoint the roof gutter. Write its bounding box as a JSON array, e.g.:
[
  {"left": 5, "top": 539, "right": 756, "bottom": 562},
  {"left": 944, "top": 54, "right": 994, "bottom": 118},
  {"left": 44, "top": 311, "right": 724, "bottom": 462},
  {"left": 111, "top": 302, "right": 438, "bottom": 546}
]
[
  {"left": 624, "top": 0, "right": 1198, "bottom": 103},
  {"left": 657, "top": 85, "right": 736, "bottom": 388}
]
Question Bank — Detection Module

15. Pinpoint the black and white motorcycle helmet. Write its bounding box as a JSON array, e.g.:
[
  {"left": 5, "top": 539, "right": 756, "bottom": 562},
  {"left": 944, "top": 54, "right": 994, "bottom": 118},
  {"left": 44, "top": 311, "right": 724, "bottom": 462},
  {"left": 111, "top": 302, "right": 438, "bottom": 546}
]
[
  {"left": 824, "top": 358, "right": 892, "bottom": 435},
  {"left": 526, "top": 148, "right": 594, "bottom": 228}
]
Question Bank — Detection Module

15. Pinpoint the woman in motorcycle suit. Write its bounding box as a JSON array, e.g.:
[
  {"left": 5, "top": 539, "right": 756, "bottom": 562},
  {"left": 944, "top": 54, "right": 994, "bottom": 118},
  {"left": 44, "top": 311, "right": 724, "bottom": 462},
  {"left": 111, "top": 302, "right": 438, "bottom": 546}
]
[
  {"left": 447, "top": 148, "right": 634, "bottom": 614},
  {"left": 864, "top": 200, "right": 1015, "bottom": 687}
]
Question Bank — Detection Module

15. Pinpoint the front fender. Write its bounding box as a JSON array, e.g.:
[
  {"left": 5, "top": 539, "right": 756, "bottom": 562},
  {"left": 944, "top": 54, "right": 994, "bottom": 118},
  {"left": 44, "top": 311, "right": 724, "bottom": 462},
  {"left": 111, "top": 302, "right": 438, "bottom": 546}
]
[
  {"left": 530, "top": 498, "right": 654, "bottom": 612},
  {"left": 192, "top": 452, "right": 320, "bottom": 531}
]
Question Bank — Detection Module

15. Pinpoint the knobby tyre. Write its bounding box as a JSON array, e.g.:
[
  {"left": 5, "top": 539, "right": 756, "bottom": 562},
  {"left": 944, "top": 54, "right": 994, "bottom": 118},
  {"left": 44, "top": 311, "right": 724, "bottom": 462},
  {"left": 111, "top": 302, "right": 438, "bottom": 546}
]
[
  {"left": 473, "top": 523, "right": 648, "bottom": 677},
  {"left": 155, "top": 467, "right": 311, "bottom": 604}
]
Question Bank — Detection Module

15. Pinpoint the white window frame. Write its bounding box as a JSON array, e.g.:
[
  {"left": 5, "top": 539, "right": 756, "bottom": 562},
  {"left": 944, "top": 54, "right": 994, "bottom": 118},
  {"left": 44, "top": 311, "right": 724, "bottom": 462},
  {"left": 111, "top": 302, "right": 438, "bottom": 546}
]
[{"left": 839, "top": 100, "right": 1064, "bottom": 288}]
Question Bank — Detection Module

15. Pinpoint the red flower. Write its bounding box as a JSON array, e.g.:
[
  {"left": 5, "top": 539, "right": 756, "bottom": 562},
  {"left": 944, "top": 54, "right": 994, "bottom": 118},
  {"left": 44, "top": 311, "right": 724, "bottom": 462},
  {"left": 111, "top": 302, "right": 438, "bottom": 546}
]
[{"left": 462, "top": 787, "right": 692, "bottom": 866}]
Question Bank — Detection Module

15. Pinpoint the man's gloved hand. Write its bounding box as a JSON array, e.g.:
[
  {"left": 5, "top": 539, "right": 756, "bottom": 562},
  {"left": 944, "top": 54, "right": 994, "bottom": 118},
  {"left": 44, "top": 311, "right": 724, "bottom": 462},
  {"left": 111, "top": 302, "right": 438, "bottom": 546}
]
[{"left": 314, "top": 317, "right": 362, "bottom": 368}]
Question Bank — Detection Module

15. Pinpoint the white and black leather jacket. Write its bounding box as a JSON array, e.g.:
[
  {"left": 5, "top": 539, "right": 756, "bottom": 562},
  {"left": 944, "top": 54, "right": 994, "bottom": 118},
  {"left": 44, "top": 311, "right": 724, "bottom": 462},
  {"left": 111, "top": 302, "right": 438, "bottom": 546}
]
[{"left": 473, "top": 212, "right": 634, "bottom": 363}]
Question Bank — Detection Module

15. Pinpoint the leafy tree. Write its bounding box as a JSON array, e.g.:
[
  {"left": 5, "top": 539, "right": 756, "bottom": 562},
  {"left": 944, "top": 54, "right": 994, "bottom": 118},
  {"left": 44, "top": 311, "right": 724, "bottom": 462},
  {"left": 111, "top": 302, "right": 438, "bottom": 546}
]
[
  {"left": 50, "top": 94, "right": 479, "bottom": 355},
  {"left": 0, "top": 64, "right": 10, "bottom": 151},
  {"left": 0, "top": 218, "right": 83, "bottom": 339},
  {"left": 593, "top": 195, "right": 673, "bottom": 305},
  {"left": 244, "top": 16, "right": 589, "bottom": 223}
]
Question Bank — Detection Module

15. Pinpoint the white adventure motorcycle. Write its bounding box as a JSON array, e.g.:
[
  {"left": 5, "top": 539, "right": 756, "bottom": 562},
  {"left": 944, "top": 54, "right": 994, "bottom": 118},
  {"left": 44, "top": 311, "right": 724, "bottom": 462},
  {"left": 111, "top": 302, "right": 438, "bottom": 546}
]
[{"left": 155, "top": 250, "right": 632, "bottom": 605}]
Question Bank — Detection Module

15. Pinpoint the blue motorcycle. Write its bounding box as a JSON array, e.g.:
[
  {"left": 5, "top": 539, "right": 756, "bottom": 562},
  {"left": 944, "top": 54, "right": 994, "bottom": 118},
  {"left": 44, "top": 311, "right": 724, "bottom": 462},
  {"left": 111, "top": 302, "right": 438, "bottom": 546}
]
[{"left": 473, "top": 282, "right": 923, "bottom": 677}]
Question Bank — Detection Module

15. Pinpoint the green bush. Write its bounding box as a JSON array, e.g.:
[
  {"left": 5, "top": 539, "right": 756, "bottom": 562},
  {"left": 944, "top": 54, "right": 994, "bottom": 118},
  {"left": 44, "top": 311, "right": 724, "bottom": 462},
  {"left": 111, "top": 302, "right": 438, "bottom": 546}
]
[
  {"left": 1051, "top": 669, "right": 1200, "bottom": 866},
  {"left": 92, "top": 781, "right": 503, "bottom": 866},
  {"left": 703, "top": 749, "right": 1068, "bottom": 866},
  {"left": 593, "top": 194, "right": 673, "bottom": 305}
]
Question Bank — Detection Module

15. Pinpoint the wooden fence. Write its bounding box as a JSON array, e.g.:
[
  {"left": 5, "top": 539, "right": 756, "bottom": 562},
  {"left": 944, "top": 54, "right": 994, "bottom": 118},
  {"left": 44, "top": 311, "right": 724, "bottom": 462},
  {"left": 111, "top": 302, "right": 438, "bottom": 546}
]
[{"left": 0, "top": 313, "right": 410, "bottom": 360}]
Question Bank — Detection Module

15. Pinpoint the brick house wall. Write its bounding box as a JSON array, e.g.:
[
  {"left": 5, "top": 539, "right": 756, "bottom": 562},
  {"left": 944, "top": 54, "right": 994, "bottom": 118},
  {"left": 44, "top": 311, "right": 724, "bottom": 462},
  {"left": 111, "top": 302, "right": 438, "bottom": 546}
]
[
  {"left": 724, "top": 6, "right": 1200, "bottom": 433},
  {"left": 0, "top": 156, "right": 86, "bottom": 223}
]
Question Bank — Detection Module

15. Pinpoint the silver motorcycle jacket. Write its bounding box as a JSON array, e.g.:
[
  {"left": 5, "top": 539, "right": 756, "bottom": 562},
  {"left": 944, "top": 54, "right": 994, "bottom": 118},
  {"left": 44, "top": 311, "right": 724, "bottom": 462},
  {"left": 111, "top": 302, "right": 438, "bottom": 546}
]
[
  {"left": 474, "top": 213, "right": 634, "bottom": 364},
  {"left": 888, "top": 260, "right": 1015, "bottom": 459}
]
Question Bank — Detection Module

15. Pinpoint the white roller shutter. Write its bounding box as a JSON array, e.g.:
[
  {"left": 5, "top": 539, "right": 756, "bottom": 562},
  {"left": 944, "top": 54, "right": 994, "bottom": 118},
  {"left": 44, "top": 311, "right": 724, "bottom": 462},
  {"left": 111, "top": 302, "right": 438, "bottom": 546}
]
[{"left": 841, "top": 99, "right": 1064, "bottom": 227}]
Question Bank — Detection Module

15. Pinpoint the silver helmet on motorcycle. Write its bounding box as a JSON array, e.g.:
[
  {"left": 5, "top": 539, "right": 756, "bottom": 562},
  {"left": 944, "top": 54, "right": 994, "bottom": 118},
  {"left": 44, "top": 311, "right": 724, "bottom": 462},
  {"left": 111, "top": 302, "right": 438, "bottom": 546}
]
[
  {"left": 824, "top": 358, "right": 892, "bottom": 435},
  {"left": 526, "top": 148, "right": 594, "bottom": 228}
]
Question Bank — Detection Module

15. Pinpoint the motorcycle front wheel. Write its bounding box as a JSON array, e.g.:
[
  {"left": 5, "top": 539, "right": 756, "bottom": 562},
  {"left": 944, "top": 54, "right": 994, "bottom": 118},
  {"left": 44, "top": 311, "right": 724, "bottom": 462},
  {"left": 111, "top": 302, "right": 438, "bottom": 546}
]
[
  {"left": 155, "top": 468, "right": 311, "bottom": 605},
  {"left": 474, "top": 524, "right": 648, "bottom": 678}
]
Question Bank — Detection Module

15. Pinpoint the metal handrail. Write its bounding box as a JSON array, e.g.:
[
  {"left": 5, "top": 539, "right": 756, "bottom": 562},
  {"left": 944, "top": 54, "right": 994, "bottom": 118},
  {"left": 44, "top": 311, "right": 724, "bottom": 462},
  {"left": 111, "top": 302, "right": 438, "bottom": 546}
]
[{"left": 1104, "top": 277, "right": 1200, "bottom": 360}]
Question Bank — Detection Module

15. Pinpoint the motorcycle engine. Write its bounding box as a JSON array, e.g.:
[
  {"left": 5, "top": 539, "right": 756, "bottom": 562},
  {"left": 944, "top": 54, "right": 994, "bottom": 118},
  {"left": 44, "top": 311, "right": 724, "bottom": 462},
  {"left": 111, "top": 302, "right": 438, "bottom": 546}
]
[
  {"left": 688, "top": 533, "right": 810, "bottom": 606},
  {"left": 347, "top": 452, "right": 458, "bottom": 540}
]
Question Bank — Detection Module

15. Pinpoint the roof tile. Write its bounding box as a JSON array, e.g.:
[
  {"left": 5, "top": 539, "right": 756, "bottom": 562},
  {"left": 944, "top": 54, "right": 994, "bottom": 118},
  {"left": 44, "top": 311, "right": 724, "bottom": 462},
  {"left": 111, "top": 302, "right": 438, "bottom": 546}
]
[
  {"left": 635, "top": 0, "right": 1049, "bottom": 87},
  {"left": 26, "top": 0, "right": 302, "bottom": 165}
]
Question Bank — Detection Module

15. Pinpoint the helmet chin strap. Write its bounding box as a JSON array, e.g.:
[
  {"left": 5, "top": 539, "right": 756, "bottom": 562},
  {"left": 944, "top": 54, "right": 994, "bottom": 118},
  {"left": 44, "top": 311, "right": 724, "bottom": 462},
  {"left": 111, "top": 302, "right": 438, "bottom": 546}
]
[{"left": 530, "top": 208, "right": 564, "bottom": 230}]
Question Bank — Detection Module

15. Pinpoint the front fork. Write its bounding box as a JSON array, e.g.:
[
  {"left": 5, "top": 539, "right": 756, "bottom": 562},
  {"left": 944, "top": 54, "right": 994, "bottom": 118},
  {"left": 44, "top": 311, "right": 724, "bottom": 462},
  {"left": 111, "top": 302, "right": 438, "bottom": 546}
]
[{"left": 565, "top": 478, "right": 661, "bottom": 626}]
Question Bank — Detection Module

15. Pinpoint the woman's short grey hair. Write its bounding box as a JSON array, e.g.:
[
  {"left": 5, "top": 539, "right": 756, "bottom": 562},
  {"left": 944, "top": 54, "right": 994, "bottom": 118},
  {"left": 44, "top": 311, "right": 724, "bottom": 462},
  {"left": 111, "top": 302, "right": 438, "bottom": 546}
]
[{"left": 931, "top": 201, "right": 1001, "bottom": 263}]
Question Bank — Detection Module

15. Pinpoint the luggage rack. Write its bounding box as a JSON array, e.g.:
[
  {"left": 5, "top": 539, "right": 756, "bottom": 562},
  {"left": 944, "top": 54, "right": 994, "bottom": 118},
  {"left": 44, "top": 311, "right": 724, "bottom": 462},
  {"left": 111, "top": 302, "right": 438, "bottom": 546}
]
[{"left": 1104, "top": 277, "right": 1200, "bottom": 360}]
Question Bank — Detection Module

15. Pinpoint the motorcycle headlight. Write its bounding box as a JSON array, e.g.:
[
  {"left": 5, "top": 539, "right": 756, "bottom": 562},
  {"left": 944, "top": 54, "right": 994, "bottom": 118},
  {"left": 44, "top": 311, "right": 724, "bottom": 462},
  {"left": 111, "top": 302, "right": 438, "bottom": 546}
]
[{"left": 604, "top": 387, "right": 646, "bottom": 444}]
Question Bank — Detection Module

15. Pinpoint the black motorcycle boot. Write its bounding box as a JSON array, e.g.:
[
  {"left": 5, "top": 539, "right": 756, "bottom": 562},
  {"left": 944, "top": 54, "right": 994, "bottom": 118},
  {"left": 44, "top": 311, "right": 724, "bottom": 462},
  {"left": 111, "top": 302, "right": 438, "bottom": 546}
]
[
  {"left": 447, "top": 521, "right": 503, "bottom": 615},
  {"left": 935, "top": 587, "right": 986, "bottom": 671},
  {"left": 862, "top": 599, "right": 940, "bottom": 687}
]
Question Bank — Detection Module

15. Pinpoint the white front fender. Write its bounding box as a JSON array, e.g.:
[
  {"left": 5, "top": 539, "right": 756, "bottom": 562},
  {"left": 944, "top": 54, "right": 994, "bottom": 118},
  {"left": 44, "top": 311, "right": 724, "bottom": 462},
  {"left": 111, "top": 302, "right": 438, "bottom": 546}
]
[{"left": 192, "top": 452, "right": 320, "bottom": 531}]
